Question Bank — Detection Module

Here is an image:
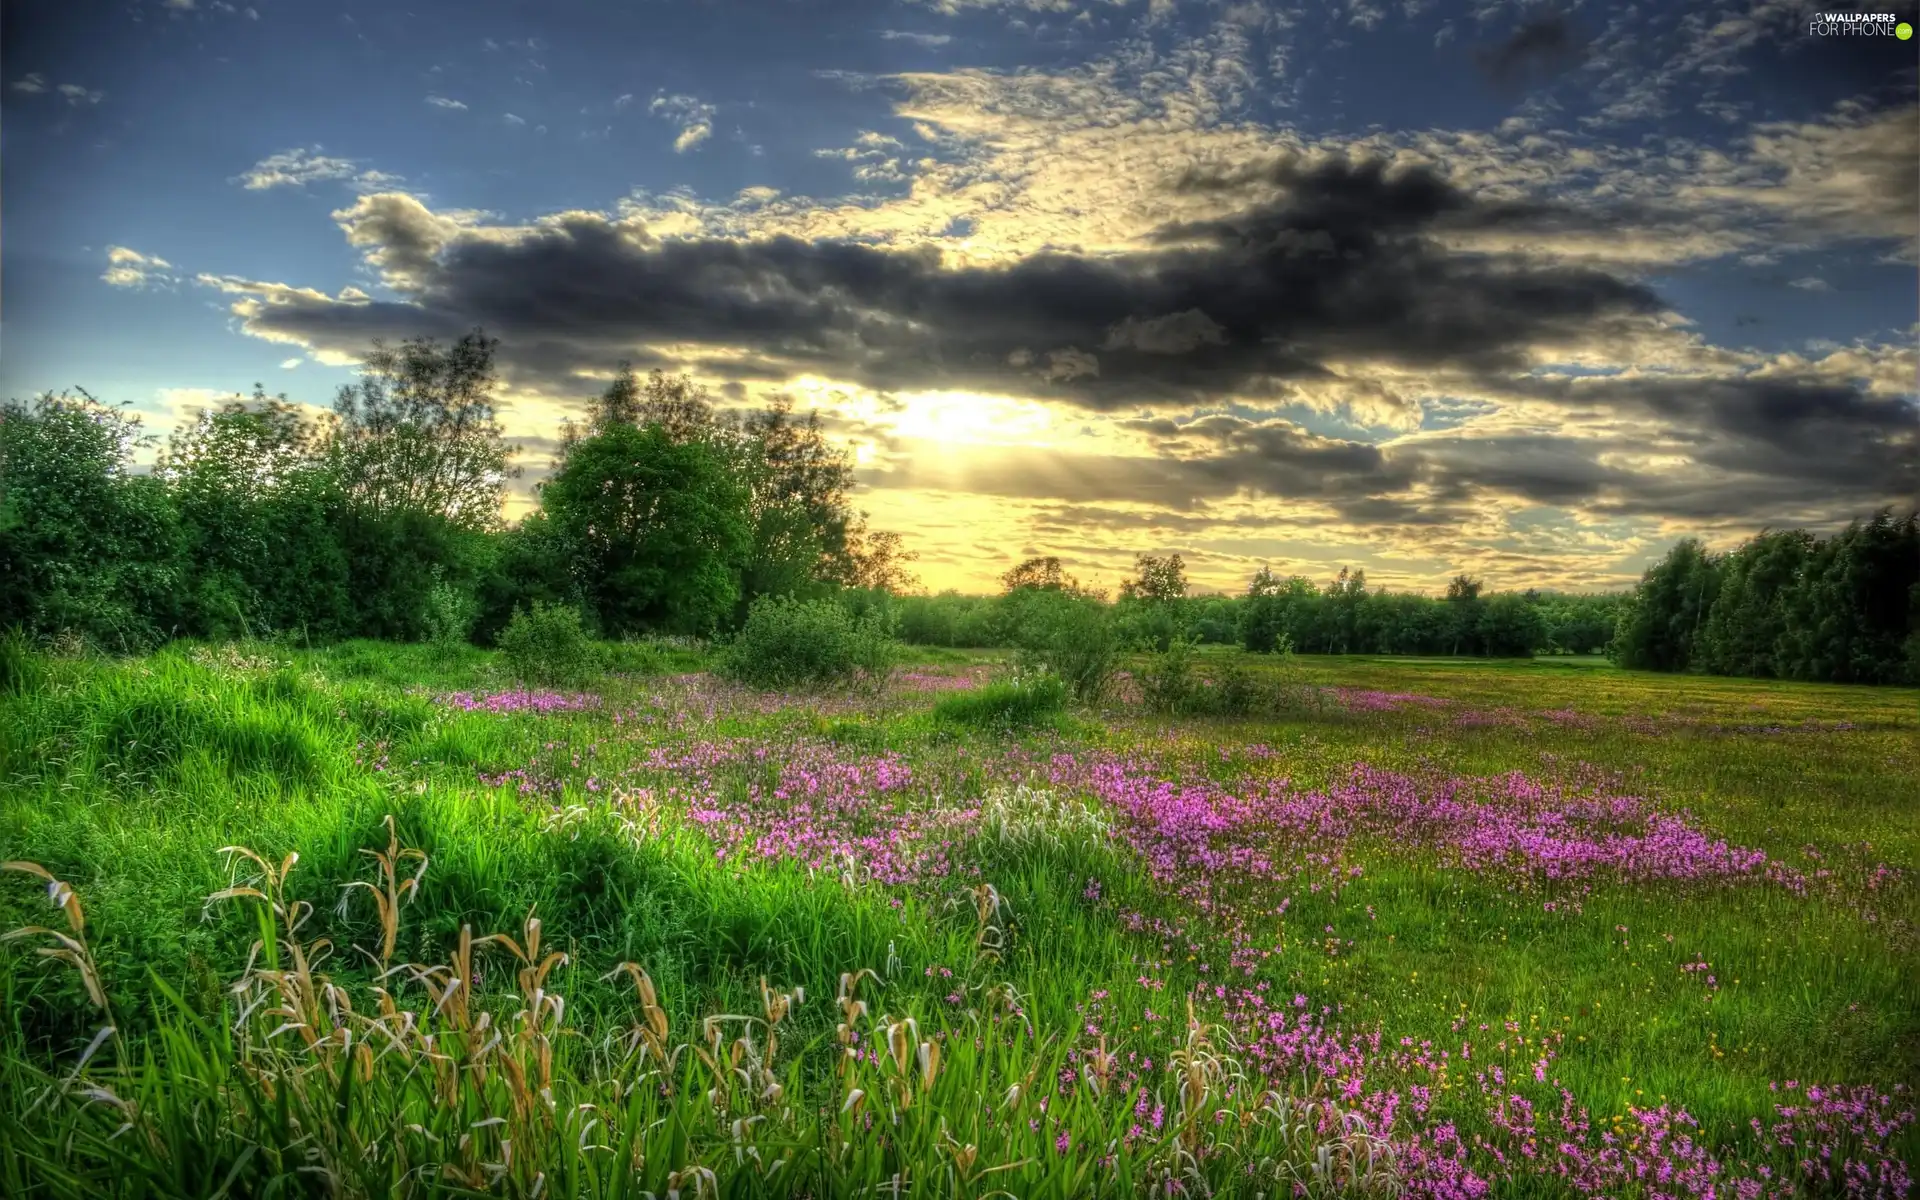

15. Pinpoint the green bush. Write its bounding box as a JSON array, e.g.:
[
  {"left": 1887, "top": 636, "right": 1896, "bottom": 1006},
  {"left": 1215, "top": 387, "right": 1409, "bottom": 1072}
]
[
  {"left": 931, "top": 669, "right": 1067, "bottom": 731},
  {"left": 1138, "top": 634, "right": 1199, "bottom": 714},
  {"left": 497, "top": 601, "right": 602, "bottom": 687},
  {"left": 1011, "top": 592, "right": 1123, "bottom": 704},
  {"left": 419, "top": 568, "right": 478, "bottom": 655},
  {"left": 1137, "top": 637, "right": 1328, "bottom": 718},
  {"left": 716, "top": 596, "right": 899, "bottom": 691}
]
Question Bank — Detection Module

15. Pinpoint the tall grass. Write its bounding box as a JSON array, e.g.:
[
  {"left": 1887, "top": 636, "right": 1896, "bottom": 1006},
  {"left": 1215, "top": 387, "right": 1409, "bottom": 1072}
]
[{"left": 2, "top": 640, "right": 1915, "bottom": 1196}]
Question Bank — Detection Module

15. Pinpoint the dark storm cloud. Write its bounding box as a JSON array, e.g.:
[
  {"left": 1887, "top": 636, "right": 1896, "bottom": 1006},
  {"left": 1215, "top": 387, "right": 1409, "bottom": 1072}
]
[
  {"left": 1510, "top": 374, "right": 1920, "bottom": 505},
  {"left": 1082, "top": 385, "right": 1914, "bottom": 529},
  {"left": 237, "top": 152, "right": 1668, "bottom": 410},
  {"left": 1474, "top": 14, "right": 1586, "bottom": 91},
  {"left": 219, "top": 152, "right": 1918, "bottom": 530}
]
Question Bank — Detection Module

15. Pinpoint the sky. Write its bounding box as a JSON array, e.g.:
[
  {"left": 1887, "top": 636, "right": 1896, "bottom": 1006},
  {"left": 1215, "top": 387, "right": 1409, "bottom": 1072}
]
[{"left": 3, "top": 0, "right": 1917, "bottom": 596}]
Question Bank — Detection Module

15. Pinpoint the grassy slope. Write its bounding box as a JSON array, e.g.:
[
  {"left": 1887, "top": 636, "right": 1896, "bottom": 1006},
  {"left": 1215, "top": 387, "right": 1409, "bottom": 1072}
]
[{"left": 1, "top": 641, "right": 1914, "bottom": 1195}]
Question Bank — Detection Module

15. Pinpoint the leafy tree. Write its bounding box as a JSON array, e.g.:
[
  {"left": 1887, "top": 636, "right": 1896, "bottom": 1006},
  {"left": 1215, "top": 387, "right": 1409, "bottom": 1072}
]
[
  {"left": 1121, "top": 553, "right": 1188, "bottom": 602},
  {"left": 1322, "top": 567, "right": 1368, "bottom": 654},
  {"left": 1011, "top": 589, "right": 1123, "bottom": 703},
  {"left": 1441, "top": 573, "right": 1484, "bottom": 655},
  {"left": 1539, "top": 594, "right": 1624, "bottom": 655},
  {"left": 0, "top": 391, "right": 181, "bottom": 649},
  {"left": 1240, "top": 568, "right": 1321, "bottom": 653},
  {"left": 1693, "top": 530, "right": 1813, "bottom": 677},
  {"left": 1774, "top": 510, "right": 1920, "bottom": 684},
  {"left": 1240, "top": 566, "right": 1286, "bottom": 653},
  {"left": 541, "top": 421, "right": 749, "bottom": 637},
  {"left": 159, "top": 389, "right": 345, "bottom": 639},
  {"left": 474, "top": 512, "right": 580, "bottom": 644},
  {"left": 1001, "top": 556, "right": 1083, "bottom": 595},
  {"left": 838, "top": 525, "right": 919, "bottom": 594},
  {"left": 1118, "top": 554, "right": 1191, "bottom": 652},
  {"left": 1612, "top": 539, "right": 1721, "bottom": 672},
  {"left": 1476, "top": 593, "right": 1548, "bottom": 657},
  {"left": 329, "top": 330, "right": 519, "bottom": 529}
]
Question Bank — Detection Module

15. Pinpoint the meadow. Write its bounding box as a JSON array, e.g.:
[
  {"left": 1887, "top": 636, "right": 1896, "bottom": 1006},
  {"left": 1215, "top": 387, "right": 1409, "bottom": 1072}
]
[{"left": 1, "top": 639, "right": 1915, "bottom": 1198}]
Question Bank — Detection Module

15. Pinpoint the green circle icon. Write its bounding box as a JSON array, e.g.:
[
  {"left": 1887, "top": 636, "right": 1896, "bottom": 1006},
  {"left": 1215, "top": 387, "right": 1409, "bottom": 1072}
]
[{"left": 1899, "top": 21, "right": 1914, "bottom": 39}]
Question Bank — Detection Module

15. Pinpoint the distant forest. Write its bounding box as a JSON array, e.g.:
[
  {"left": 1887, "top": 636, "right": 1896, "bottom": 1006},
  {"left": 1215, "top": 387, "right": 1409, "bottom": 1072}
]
[{"left": 3, "top": 330, "right": 1916, "bottom": 685}]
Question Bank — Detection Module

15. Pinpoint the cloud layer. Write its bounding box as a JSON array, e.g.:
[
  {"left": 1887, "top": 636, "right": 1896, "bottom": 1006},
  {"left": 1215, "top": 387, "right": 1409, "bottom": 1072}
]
[{"left": 108, "top": 0, "right": 1920, "bottom": 591}]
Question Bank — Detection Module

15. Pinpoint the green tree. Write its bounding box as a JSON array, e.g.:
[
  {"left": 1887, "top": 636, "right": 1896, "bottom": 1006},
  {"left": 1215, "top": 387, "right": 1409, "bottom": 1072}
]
[
  {"left": 1118, "top": 553, "right": 1191, "bottom": 652},
  {"left": 1612, "top": 539, "right": 1721, "bottom": 672},
  {"left": 159, "top": 389, "right": 346, "bottom": 639},
  {"left": 1001, "top": 556, "right": 1083, "bottom": 594},
  {"left": 1240, "top": 566, "right": 1286, "bottom": 653},
  {"left": 0, "top": 391, "right": 181, "bottom": 649},
  {"left": 329, "top": 330, "right": 519, "bottom": 529},
  {"left": 1693, "top": 530, "right": 1813, "bottom": 677},
  {"left": 541, "top": 422, "right": 749, "bottom": 637},
  {"left": 1774, "top": 510, "right": 1920, "bottom": 684},
  {"left": 474, "top": 512, "right": 581, "bottom": 645},
  {"left": 1121, "top": 553, "right": 1189, "bottom": 602},
  {"left": 1476, "top": 593, "right": 1548, "bottom": 657}
]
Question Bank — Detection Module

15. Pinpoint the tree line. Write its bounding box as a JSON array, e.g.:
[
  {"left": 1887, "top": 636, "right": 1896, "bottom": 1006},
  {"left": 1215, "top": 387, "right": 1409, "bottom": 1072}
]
[
  {"left": 4, "top": 327, "right": 1913, "bottom": 685},
  {"left": 891, "top": 555, "right": 1625, "bottom": 660},
  {"left": 0, "top": 330, "right": 908, "bottom": 651},
  {"left": 1610, "top": 513, "right": 1920, "bottom": 685}
]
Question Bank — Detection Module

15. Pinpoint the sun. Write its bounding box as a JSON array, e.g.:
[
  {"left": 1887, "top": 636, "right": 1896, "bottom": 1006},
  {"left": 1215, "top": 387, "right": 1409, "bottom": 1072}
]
[{"left": 885, "top": 390, "right": 1058, "bottom": 448}]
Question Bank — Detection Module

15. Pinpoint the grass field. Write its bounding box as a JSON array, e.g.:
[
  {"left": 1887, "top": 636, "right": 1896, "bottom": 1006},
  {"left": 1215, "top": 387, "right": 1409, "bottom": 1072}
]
[{"left": 2, "top": 640, "right": 1915, "bottom": 1197}]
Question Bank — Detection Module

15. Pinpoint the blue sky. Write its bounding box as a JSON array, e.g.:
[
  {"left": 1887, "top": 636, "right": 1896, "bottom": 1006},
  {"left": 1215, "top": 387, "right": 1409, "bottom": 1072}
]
[{"left": 4, "top": 0, "right": 1916, "bottom": 592}]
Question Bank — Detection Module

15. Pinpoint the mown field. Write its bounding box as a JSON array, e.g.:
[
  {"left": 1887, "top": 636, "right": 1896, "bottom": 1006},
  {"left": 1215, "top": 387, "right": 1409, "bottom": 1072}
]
[{"left": 1, "top": 640, "right": 1915, "bottom": 1198}]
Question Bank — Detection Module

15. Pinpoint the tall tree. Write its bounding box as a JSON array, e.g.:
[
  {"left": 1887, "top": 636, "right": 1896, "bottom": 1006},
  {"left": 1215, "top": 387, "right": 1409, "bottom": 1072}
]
[
  {"left": 541, "top": 420, "right": 750, "bottom": 637},
  {"left": 0, "top": 391, "right": 181, "bottom": 648},
  {"left": 330, "top": 330, "right": 519, "bottom": 529},
  {"left": 1693, "top": 529, "right": 1813, "bottom": 677},
  {"left": 159, "top": 388, "right": 347, "bottom": 638},
  {"left": 1444, "top": 573, "right": 1484, "bottom": 655},
  {"left": 1001, "top": 556, "right": 1082, "bottom": 594},
  {"left": 1612, "top": 539, "right": 1721, "bottom": 672},
  {"left": 1121, "top": 553, "right": 1189, "bottom": 602}
]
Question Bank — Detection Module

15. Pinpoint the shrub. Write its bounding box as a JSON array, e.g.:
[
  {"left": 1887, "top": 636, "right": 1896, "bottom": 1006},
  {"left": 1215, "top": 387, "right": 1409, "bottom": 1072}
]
[
  {"left": 1138, "top": 634, "right": 1199, "bottom": 714},
  {"left": 497, "top": 601, "right": 601, "bottom": 687},
  {"left": 1136, "top": 637, "right": 1329, "bottom": 718},
  {"left": 1011, "top": 592, "right": 1123, "bottom": 704},
  {"left": 419, "top": 568, "right": 478, "bottom": 655},
  {"left": 931, "top": 670, "right": 1067, "bottom": 731},
  {"left": 716, "top": 596, "right": 899, "bottom": 692}
]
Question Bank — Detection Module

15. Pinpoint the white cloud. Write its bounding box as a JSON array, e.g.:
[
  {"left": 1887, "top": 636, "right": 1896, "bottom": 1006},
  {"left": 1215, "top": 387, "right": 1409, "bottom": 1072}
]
[
  {"left": 1788, "top": 277, "right": 1830, "bottom": 291},
  {"left": 425, "top": 95, "right": 468, "bottom": 111},
  {"left": 235, "top": 147, "right": 403, "bottom": 193},
  {"left": 101, "top": 246, "right": 175, "bottom": 289},
  {"left": 649, "top": 93, "right": 715, "bottom": 152},
  {"left": 504, "top": 113, "right": 527, "bottom": 126},
  {"left": 280, "top": 357, "right": 303, "bottom": 369},
  {"left": 163, "top": 0, "right": 197, "bottom": 10},
  {"left": 235, "top": 147, "right": 355, "bottom": 189},
  {"left": 10, "top": 73, "right": 46, "bottom": 94},
  {"left": 880, "top": 30, "right": 954, "bottom": 47}
]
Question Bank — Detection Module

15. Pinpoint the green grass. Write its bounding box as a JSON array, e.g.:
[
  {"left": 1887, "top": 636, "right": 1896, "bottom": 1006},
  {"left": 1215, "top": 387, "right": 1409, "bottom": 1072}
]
[{"left": 1, "top": 640, "right": 1914, "bottom": 1197}]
